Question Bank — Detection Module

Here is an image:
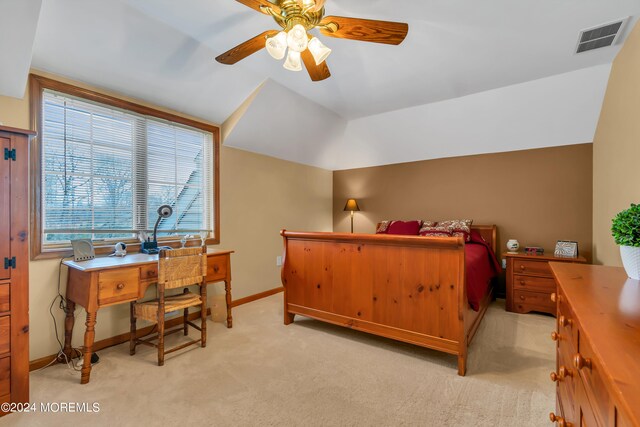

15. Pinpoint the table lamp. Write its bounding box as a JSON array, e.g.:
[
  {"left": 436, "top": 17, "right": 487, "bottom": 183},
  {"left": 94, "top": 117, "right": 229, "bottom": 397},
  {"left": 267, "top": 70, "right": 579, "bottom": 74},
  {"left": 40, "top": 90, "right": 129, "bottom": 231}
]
[{"left": 343, "top": 198, "right": 360, "bottom": 233}]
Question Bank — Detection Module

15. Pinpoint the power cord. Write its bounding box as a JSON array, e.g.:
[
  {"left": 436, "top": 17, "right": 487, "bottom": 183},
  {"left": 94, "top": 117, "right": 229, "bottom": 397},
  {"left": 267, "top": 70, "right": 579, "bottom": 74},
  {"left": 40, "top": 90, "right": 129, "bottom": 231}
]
[{"left": 46, "top": 257, "right": 83, "bottom": 372}]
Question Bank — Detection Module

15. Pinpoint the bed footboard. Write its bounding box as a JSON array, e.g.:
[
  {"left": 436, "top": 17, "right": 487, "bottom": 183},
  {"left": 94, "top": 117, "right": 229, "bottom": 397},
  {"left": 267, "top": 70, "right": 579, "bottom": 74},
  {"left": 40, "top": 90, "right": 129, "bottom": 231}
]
[{"left": 280, "top": 230, "right": 470, "bottom": 375}]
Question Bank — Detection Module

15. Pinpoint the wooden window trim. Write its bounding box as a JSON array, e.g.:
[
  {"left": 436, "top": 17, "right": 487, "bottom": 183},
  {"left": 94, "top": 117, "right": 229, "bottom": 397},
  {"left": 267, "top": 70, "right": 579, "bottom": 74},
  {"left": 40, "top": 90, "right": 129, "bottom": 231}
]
[{"left": 29, "top": 74, "right": 221, "bottom": 260}]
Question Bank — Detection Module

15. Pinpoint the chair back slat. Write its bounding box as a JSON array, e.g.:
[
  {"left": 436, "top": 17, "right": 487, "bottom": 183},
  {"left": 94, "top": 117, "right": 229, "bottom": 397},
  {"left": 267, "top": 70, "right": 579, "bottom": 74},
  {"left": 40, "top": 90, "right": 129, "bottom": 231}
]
[{"left": 158, "top": 247, "right": 207, "bottom": 290}]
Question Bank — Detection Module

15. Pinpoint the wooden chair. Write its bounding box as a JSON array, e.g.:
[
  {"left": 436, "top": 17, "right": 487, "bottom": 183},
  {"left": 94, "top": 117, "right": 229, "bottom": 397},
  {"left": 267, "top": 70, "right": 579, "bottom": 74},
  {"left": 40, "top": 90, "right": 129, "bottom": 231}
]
[{"left": 129, "top": 246, "right": 208, "bottom": 365}]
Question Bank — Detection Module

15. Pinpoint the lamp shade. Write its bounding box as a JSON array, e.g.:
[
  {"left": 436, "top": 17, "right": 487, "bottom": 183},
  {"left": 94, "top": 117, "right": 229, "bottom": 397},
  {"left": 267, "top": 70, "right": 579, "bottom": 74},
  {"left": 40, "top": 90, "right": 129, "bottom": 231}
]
[
  {"left": 266, "top": 31, "right": 288, "bottom": 60},
  {"left": 343, "top": 199, "right": 360, "bottom": 212},
  {"left": 287, "top": 24, "right": 309, "bottom": 52},
  {"left": 283, "top": 50, "right": 302, "bottom": 71},
  {"left": 308, "top": 37, "right": 332, "bottom": 65}
]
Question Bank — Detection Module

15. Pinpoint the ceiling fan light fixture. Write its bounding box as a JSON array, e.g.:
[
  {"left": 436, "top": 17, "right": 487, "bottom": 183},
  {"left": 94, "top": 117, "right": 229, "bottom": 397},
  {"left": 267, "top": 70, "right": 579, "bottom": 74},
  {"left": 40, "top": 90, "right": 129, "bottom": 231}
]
[
  {"left": 287, "top": 24, "right": 309, "bottom": 52},
  {"left": 308, "top": 37, "right": 331, "bottom": 65},
  {"left": 266, "top": 31, "right": 288, "bottom": 60},
  {"left": 283, "top": 50, "right": 303, "bottom": 71}
]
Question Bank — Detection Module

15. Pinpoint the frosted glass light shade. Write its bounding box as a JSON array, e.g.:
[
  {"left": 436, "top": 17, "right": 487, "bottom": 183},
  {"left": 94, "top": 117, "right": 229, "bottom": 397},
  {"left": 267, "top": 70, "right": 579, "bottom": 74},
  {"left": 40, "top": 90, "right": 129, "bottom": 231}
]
[
  {"left": 308, "top": 37, "right": 331, "bottom": 65},
  {"left": 283, "top": 50, "right": 302, "bottom": 71},
  {"left": 266, "top": 31, "right": 288, "bottom": 60},
  {"left": 287, "top": 24, "right": 309, "bottom": 52}
]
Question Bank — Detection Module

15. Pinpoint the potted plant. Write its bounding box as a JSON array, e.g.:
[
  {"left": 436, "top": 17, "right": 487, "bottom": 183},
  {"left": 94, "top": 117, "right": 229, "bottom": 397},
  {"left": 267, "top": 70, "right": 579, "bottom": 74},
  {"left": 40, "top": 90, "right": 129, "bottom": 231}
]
[{"left": 612, "top": 203, "right": 640, "bottom": 280}]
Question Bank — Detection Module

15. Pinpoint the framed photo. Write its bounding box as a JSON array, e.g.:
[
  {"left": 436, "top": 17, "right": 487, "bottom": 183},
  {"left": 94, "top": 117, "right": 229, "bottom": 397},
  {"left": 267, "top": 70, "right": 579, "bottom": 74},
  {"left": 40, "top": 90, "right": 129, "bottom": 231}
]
[{"left": 554, "top": 240, "right": 578, "bottom": 258}]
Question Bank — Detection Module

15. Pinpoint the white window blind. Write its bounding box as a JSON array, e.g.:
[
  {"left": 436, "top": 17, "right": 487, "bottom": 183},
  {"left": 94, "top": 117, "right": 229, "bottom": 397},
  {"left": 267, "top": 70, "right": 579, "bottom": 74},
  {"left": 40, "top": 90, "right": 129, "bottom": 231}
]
[{"left": 41, "top": 89, "right": 215, "bottom": 246}]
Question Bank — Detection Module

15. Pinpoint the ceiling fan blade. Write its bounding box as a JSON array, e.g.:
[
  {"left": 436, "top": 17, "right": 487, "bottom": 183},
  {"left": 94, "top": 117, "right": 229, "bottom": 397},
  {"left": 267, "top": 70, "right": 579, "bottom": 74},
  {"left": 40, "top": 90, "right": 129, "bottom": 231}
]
[
  {"left": 235, "top": 0, "right": 281, "bottom": 15},
  {"left": 215, "top": 30, "right": 279, "bottom": 65},
  {"left": 301, "top": 49, "right": 331, "bottom": 82},
  {"left": 319, "top": 16, "right": 408, "bottom": 45}
]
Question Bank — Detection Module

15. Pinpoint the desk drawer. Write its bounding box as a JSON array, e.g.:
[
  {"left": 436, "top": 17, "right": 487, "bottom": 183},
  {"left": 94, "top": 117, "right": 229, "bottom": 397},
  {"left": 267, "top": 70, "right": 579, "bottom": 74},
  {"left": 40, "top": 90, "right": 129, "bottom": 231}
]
[
  {"left": 0, "top": 357, "right": 9, "bottom": 397},
  {"left": 0, "top": 284, "right": 8, "bottom": 313},
  {"left": 513, "top": 274, "right": 556, "bottom": 293},
  {"left": 0, "top": 317, "right": 9, "bottom": 355},
  {"left": 513, "top": 259, "right": 552, "bottom": 277},
  {"left": 140, "top": 265, "right": 158, "bottom": 281},
  {"left": 207, "top": 256, "right": 228, "bottom": 281},
  {"left": 98, "top": 268, "right": 139, "bottom": 305}
]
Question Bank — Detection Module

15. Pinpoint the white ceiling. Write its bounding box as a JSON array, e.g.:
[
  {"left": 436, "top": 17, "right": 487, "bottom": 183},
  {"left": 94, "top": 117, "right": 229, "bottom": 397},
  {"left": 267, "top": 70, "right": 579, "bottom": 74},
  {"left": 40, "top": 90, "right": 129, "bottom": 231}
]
[{"left": 2, "top": 0, "right": 640, "bottom": 169}]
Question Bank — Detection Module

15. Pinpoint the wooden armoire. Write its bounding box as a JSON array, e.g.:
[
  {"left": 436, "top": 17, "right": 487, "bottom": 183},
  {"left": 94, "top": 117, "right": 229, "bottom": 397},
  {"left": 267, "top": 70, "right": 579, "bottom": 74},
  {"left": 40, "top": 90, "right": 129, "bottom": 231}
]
[{"left": 0, "top": 126, "right": 33, "bottom": 415}]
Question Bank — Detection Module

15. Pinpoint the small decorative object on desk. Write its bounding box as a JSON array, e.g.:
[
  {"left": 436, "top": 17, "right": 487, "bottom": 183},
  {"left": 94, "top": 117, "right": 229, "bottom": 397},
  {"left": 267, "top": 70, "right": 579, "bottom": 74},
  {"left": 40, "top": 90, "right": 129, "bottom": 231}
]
[
  {"left": 554, "top": 240, "right": 578, "bottom": 258},
  {"left": 70, "top": 239, "right": 95, "bottom": 262},
  {"left": 611, "top": 203, "right": 640, "bottom": 280},
  {"left": 113, "top": 242, "right": 127, "bottom": 257},
  {"left": 506, "top": 239, "right": 520, "bottom": 253},
  {"left": 525, "top": 246, "right": 544, "bottom": 255}
]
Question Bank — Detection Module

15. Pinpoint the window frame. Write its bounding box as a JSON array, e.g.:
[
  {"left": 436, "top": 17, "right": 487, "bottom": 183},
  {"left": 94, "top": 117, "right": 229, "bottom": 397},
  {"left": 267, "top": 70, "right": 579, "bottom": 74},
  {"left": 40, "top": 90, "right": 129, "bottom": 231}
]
[{"left": 29, "top": 74, "right": 220, "bottom": 260}]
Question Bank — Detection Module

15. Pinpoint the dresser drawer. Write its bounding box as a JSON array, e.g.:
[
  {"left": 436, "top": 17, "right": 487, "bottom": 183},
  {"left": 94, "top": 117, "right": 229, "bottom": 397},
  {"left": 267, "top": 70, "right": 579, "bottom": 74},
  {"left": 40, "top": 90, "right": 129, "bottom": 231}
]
[
  {"left": 0, "top": 357, "right": 9, "bottom": 397},
  {"left": 555, "top": 347, "right": 577, "bottom": 425},
  {"left": 513, "top": 290, "right": 555, "bottom": 314},
  {"left": 0, "top": 317, "right": 9, "bottom": 355},
  {"left": 0, "top": 284, "right": 8, "bottom": 313},
  {"left": 513, "top": 274, "right": 556, "bottom": 293},
  {"left": 207, "top": 255, "right": 228, "bottom": 281},
  {"left": 557, "top": 291, "right": 578, "bottom": 351},
  {"left": 576, "top": 333, "right": 613, "bottom": 426},
  {"left": 140, "top": 265, "right": 158, "bottom": 281},
  {"left": 513, "top": 259, "right": 552, "bottom": 277},
  {"left": 98, "top": 268, "right": 139, "bottom": 306}
]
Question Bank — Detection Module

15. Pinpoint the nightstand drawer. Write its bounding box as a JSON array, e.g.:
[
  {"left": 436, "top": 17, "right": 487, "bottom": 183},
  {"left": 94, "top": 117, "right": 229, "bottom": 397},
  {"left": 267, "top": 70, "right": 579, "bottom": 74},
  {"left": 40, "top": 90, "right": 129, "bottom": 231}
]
[
  {"left": 514, "top": 260, "right": 552, "bottom": 277},
  {"left": 513, "top": 290, "right": 555, "bottom": 314},
  {"left": 513, "top": 274, "right": 556, "bottom": 293},
  {"left": 98, "top": 268, "right": 140, "bottom": 305}
]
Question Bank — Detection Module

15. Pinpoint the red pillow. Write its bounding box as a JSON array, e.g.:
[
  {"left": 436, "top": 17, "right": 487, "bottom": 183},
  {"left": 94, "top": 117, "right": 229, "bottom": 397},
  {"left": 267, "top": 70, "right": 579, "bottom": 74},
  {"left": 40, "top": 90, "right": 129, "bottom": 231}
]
[{"left": 386, "top": 220, "right": 421, "bottom": 235}]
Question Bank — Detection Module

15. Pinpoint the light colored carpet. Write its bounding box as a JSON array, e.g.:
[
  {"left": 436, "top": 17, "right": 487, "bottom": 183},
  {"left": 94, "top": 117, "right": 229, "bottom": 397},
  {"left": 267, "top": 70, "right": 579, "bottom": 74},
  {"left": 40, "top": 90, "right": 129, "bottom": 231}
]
[{"left": 1, "top": 296, "right": 555, "bottom": 426}]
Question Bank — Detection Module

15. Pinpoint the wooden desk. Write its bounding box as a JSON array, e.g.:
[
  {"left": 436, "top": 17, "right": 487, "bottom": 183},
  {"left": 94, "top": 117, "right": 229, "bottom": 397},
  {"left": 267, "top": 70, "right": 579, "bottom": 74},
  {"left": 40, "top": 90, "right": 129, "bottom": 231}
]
[{"left": 62, "top": 248, "right": 233, "bottom": 384}]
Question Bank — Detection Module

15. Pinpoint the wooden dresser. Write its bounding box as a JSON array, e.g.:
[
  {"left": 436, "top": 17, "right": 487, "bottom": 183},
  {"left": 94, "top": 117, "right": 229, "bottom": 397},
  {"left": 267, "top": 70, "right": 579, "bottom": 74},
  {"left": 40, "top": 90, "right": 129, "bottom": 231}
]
[
  {"left": 549, "top": 263, "right": 640, "bottom": 427},
  {"left": 505, "top": 252, "right": 586, "bottom": 315},
  {"left": 0, "top": 126, "right": 33, "bottom": 416}
]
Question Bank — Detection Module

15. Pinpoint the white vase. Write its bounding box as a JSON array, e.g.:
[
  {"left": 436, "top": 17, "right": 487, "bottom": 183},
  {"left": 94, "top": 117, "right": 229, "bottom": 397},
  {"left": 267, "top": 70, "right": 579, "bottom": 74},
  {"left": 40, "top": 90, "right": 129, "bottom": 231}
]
[
  {"left": 506, "top": 239, "right": 520, "bottom": 253},
  {"left": 620, "top": 246, "right": 640, "bottom": 280}
]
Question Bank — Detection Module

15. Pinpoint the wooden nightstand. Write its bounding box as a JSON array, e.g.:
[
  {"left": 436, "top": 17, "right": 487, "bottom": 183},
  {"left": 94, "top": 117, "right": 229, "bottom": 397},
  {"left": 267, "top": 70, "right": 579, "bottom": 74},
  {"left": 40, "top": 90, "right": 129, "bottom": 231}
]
[{"left": 505, "top": 252, "right": 586, "bottom": 316}]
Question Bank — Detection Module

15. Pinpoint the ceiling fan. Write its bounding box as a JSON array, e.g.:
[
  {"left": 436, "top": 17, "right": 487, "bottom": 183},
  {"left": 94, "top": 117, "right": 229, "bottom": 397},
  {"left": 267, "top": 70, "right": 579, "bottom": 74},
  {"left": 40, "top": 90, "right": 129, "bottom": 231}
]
[{"left": 215, "top": 0, "right": 409, "bottom": 82}]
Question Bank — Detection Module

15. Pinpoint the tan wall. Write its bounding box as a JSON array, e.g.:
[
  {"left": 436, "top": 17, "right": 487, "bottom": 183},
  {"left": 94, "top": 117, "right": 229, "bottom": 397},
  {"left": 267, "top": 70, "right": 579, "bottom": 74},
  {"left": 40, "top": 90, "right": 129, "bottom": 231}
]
[
  {"left": 592, "top": 22, "right": 640, "bottom": 266},
  {"left": 333, "top": 144, "right": 593, "bottom": 262},
  {"left": 0, "top": 72, "right": 333, "bottom": 360}
]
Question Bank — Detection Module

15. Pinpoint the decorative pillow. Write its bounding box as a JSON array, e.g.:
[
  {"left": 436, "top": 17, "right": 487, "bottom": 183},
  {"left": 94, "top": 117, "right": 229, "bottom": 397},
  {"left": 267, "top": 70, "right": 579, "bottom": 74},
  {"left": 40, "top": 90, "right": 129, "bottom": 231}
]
[
  {"left": 419, "top": 225, "right": 452, "bottom": 237},
  {"left": 376, "top": 221, "right": 391, "bottom": 234},
  {"left": 386, "top": 220, "right": 422, "bottom": 235},
  {"left": 438, "top": 219, "right": 473, "bottom": 242}
]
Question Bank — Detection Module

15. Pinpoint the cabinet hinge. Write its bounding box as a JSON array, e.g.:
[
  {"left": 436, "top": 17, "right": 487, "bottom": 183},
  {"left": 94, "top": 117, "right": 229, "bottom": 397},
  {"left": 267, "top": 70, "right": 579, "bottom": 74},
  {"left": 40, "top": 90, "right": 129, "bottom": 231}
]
[
  {"left": 3, "top": 148, "right": 16, "bottom": 161},
  {"left": 3, "top": 257, "right": 16, "bottom": 270}
]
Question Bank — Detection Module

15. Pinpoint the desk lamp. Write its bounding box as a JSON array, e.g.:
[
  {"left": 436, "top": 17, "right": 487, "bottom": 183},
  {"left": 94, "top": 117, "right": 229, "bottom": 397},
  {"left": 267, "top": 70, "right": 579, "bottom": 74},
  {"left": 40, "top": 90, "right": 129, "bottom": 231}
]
[{"left": 141, "top": 205, "right": 173, "bottom": 254}]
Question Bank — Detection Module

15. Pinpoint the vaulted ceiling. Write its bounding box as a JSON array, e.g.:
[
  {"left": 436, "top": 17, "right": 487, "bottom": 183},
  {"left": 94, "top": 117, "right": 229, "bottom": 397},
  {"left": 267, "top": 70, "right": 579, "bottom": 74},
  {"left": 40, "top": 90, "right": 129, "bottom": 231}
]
[{"left": 2, "top": 0, "right": 639, "bottom": 169}]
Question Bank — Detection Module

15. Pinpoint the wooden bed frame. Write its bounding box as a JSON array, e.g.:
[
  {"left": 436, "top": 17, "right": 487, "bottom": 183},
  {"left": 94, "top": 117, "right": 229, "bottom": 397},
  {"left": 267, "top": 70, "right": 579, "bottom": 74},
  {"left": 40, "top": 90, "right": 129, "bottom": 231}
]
[{"left": 280, "top": 225, "right": 497, "bottom": 376}]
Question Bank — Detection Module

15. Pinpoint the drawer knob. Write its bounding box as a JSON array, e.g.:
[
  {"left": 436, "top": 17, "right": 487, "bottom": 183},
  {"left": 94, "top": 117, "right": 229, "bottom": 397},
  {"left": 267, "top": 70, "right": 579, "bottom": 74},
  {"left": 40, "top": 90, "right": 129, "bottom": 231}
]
[
  {"left": 550, "top": 413, "right": 571, "bottom": 427},
  {"left": 147, "top": 270, "right": 156, "bottom": 276},
  {"left": 551, "top": 366, "right": 571, "bottom": 382},
  {"left": 116, "top": 283, "right": 125, "bottom": 290},
  {"left": 213, "top": 265, "right": 219, "bottom": 273},
  {"left": 550, "top": 293, "right": 557, "bottom": 302},
  {"left": 550, "top": 371, "right": 559, "bottom": 382},
  {"left": 559, "top": 315, "right": 572, "bottom": 327},
  {"left": 520, "top": 280, "right": 526, "bottom": 286},
  {"left": 520, "top": 295, "right": 526, "bottom": 300},
  {"left": 574, "top": 353, "right": 592, "bottom": 370},
  {"left": 519, "top": 265, "right": 526, "bottom": 270},
  {"left": 551, "top": 332, "right": 559, "bottom": 341}
]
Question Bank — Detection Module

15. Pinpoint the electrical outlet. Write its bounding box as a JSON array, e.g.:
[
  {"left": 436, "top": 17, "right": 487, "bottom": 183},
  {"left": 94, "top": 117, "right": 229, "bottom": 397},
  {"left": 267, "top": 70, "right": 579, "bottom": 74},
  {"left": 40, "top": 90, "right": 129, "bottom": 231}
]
[
  {"left": 276, "top": 256, "right": 283, "bottom": 266},
  {"left": 501, "top": 258, "right": 507, "bottom": 269}
]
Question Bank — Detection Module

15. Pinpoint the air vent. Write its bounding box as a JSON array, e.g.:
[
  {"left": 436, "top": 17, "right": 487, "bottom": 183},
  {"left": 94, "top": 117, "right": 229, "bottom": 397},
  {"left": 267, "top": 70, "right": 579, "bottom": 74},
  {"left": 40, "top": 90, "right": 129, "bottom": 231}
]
[{"left": 576, "top": 18, "right": 628, "bottom": 54}]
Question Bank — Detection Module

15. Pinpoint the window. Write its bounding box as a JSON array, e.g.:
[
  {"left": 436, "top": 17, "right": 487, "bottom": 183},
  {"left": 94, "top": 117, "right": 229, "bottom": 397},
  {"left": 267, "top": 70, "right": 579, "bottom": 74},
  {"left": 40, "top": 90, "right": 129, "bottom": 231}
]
[{"left": 30, "top": 75, "right": 220, "bottom": 259}]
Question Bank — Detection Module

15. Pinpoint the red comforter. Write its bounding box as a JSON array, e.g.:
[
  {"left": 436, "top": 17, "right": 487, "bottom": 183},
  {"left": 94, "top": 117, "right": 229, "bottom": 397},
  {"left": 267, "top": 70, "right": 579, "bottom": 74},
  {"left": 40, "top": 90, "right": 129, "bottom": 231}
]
[{"left": 465, "top": 231, "right": 501, "bottom": 311}]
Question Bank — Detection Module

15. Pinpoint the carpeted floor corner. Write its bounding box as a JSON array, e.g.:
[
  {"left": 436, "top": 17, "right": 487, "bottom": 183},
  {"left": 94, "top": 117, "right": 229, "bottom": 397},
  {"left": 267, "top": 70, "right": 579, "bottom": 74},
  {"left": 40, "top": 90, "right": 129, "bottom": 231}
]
[{"left": 1, "top": 295, "right": 555, "bottom": 426}]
